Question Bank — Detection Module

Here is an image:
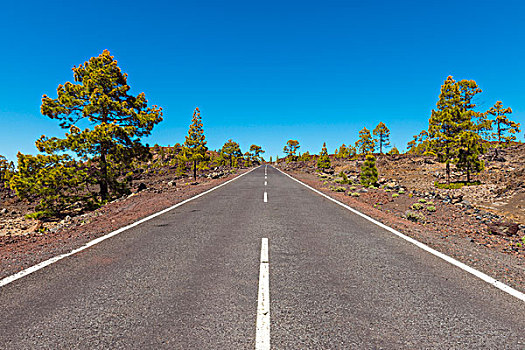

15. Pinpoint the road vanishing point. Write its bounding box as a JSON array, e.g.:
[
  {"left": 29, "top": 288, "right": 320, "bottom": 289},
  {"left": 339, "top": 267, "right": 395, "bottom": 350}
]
[{"left": 0, "top": 165, "right": 523, "bottom": 349}]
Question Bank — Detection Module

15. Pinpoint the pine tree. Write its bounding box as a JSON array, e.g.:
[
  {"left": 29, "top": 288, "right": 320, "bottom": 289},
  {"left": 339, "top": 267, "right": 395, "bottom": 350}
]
[
  {"left": 221, "top": 139, "right": 242, "bottom": 167},
  {"left": 39, "top": 50, "right": 162, "bottom": 201},
  {"left": 456, "top": 130, "right": 485, "bottom": 182},
  {"left": 360, "top": 154, "right": 378, "bottom": 187},
  {"left": 249, "top": 144, "right": 265, "bottom": 164},
  {"left": 298, "top": 151, "right": 311, "bottom": 162},
  {"left": 0, "top": 155, "right": 8, "bottom": 184},
  {"left": 373, "top": 122, "right": 391, "bottom": 154},
  {"left": 388, "top": 146, "right": 400, "bottom": 155},
  {"left": 283, "top": 140, "right": 300, "bottom": 160},
  {"left": 317, "top": 142, "right": 331, "bottom": 169},
  {"left": 184, "top": 107, "right": 208, "bottom": 180},
  {"left": 355, "top": 127, "right": 375, "bottom": 154},
  {"left": 428, "top": 76, "right": 484, "bottom": 184},
  {"left": 486, "top": 101, "right": 520, "bottom": 156}
]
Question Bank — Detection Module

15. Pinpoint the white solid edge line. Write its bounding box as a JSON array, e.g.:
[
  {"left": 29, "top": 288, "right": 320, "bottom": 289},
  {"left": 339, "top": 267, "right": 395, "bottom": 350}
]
[
  {"left": 275, "top": 167, "right": 525, "bottom": 302},
  {"left": 263, "top": 192, "right": 268, "bottom": 203},
  {"left": 0, "top": 166, "right": 260, "bottom": 288},
  {"left": 256, "top": 238, "right": 270, "bottom": 350}
]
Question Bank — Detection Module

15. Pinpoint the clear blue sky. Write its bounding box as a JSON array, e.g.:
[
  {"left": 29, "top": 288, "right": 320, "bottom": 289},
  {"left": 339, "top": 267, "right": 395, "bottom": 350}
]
[{"left": 1, "top": 0, "right": 524, "bottom": 161}]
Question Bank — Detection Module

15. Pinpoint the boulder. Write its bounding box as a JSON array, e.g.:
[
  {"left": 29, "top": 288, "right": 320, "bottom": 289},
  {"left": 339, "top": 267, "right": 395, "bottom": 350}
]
[{"left": 487, "top": 221, "right": 519, "bottom": 236}]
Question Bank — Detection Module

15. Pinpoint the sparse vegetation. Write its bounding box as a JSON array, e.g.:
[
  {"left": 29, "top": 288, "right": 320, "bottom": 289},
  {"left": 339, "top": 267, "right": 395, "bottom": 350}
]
[
  {"left": 411, "top": 203, "right": 424, "bottom": 210},
  {"left": 360, "top": 154, "right": 378, "bottom": 187},
  {"left": 405, "top": 210, "right": 425, "bottom": 222},
  {"left": 283, "top": 140, "right": 300, "bottom": 161},
  {"left": 317, "top": 142, "right": 331, "bottom": 170},
  {"left": 373, "top": 122, "right": 391, "bottom": 154},
  {"left": 355, "top": 127, "right": 375, "bottom": 154},
  {"left": 427, "top": 205, "right": 436, "bottom": 212}
]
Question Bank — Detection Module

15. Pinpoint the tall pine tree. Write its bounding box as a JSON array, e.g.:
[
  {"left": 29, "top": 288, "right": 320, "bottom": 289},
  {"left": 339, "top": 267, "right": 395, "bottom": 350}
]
[
  {"left": 221, "top": 139, "right": 242, "bottom": 167},
  {"left": 283, "top": 140, "right": 300, "bottom": 160},
  {"left": 355, "top": 127, "right": 375, "bottom": 154},
  {"left": 486, "top": 101, "right": 520, "bottom": 157},
  {"left": 317, "top": 142, "right": 331, "bottom": 169},
  {"left": 428, "top": 76, "right": 484, "bottom": 184},
  {"left": 184, "top": 107, "right": 208, "bottom": 180},
  {"left": 39, "top": 50, "right": 163, "bottom": 201},
  {"left": 373, "top": 122, "right": 391, "bottom": 154}
]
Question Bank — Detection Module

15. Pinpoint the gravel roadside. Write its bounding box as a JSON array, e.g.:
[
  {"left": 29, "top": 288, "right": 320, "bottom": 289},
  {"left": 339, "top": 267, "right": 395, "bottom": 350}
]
[{"left": 0, "top": 170, "right": 249, "bottom": 281}]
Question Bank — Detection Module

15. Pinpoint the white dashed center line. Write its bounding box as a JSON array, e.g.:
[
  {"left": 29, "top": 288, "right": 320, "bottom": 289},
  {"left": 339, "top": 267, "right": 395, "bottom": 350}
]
[
  {"left": 263, "top": 192, "right": 268, "bottom": 203},
  {"left": 255, "top": 238, "right": 270, "bottom": 350}
]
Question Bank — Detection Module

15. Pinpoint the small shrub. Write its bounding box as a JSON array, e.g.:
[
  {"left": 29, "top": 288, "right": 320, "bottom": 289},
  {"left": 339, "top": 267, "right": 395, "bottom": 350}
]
[
  {"left": 349, "top": 186, "right": 356, "bottom": 190},
  {"left": 385, "top": 189, "right": 391, "bottom": 192},
  {"left": 392, "top": 193, "right": 399, "bottom": 198},
  {"left": 398, "top": 189, "right": 405, "bottom": 194},
  {"left": 412, "top": 203, "right": 424, "bottom": 210},
  {"left": 434, "top": 181, "right": 481, "bottom": 189},
  {"left": 427, "top": 205, "right": 436, "bottom": 212},
  {"left": 350, "top": 192, "right": 360, "bottom": 197},
  {"left": 333, "top": 186, "right": 346, "bottom": 192},
  {"left": 405, "top": 210, "right": 425, "bottom": 222},
  {"left": 418, "top": 199, "right": 426, "bottom": 203},
  {"left": 334, "top": 177, "right": 346, "bottom": 184}
]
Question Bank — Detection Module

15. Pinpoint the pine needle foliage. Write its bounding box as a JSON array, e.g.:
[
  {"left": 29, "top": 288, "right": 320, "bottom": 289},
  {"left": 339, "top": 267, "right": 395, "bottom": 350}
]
[
  {"left": 388, "top": 146, "right": 400, "bottom": 155},
  {"left": 221, "top": 139, "right": 242, "bottom": 167},
  {"left": 9, "top": 153, "right": 93, "bottom": 217},
  {"left": 428, "top": 76, "right": 486, "bottom": 183},
  {"left": 486, "top": 101, "right": 520, "bottom": 155},
  {"left": 249, "top": 144, "right": 265, "bottom": 164},
  {"left": 184, "top": 107, "right": 208, "bottom": 179},
  {"left": 373, "top": 122, "right": 391, "bottom": 154},
  {"left": 38, "top": 50, "right": 163, "bottom": 201},
  {"left": 283, "top": 140, "right": 300, "bottom": 160},
  {"left": 355, "top": 127, "right": 375, "bottom": 154},
  {"left": 360, "top": 154, "right": 378, "bottom": 187},
  {"left": 317, "top": 142, "right": 331, "bottom": 169}
]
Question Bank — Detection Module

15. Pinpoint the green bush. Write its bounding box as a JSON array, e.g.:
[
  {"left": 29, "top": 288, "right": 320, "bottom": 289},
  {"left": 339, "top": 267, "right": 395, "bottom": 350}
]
[
  {"left": 406, "top": 210, "right": 425, "bottom": 222},
  {"left": 434, "top": 181, "right": 481, "bottom": 189},
  {"left": 418, "top": 198, "right": 426, "bottom": 203},
  {"left": 398, "top": 189, "right": 405, "bottom": 194},
  {"left": 332, "top": 186, "right": 346, "bottom": 192},
  {"left": 392, "top": 193, "right": 399, "bottom": 198},
  {"left": 360, "top": 154, "right": 378, "bottom": 187},
  {"left": 427, "top": 205, "right": 436, "bottom": 212},
  {"left": 350, "top": 192, "right": 360, "bottom": 197},
  {"left": 411, "top": 203, "right": 424, "bottom": 210}
]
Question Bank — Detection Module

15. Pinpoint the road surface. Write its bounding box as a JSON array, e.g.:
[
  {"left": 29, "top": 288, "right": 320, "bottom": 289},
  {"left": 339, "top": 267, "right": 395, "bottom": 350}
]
[{"left": 0, "top": 165, "right": 523, "bottom": 348}]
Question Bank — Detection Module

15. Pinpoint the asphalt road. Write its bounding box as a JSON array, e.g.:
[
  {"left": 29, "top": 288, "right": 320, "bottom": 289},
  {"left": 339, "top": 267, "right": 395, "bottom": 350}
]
[{"left": 0, "top": 165, "right": 523, "bottom": 349}]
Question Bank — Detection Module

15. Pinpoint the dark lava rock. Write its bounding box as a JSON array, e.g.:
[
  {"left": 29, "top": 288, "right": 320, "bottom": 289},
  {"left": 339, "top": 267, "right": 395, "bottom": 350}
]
[{"left": 487, "top": 221, "right": 519, "bottom": 236}]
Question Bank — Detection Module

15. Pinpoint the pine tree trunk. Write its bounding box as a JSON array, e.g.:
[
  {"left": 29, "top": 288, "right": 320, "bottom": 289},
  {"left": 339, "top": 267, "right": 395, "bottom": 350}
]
[
  {"left": 99, "top": 113, "right": 109, "bottom": 201},
  {"left": 193, "top": 160, "right": 197, "bottom": 180},
  {"left": 100, "top": 149, "right": 109, "bottom": 201}
]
